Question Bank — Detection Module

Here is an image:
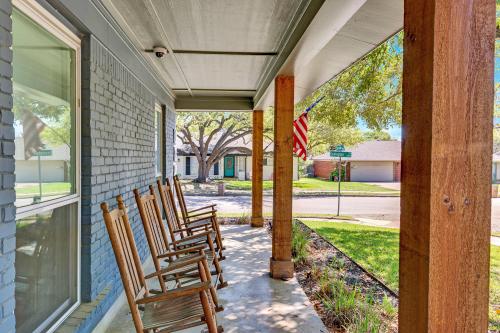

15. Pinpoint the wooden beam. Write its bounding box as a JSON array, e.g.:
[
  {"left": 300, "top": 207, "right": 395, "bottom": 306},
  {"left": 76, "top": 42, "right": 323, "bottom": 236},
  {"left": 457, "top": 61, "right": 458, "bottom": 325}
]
[
  {"left": 270, "top": 75, "right": 294, "bottom": 279},
  {"left": 400, "top": 0, "right": 494, "bottom": 331},
  {"left": 251, "top": 109, "right": 264, "bottom": 227}
]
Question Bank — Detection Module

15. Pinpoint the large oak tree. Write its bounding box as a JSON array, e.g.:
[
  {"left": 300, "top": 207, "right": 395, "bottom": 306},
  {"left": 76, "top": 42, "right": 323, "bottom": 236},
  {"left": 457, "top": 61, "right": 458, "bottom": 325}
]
[{"left": 177, "top": 112, "right": 261, "bottom": 182}]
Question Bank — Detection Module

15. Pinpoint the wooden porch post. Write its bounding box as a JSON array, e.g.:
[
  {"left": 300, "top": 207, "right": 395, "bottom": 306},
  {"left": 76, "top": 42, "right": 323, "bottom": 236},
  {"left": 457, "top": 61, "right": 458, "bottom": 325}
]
[
  {"left": 400, "top": 0, "right": 494, "bottom": 331},
  {"left": 251, "top": 109, "right": 264, "bottom": 227},
  {"left": 270, "top": 75, "right": 294, "bottom": 279}
]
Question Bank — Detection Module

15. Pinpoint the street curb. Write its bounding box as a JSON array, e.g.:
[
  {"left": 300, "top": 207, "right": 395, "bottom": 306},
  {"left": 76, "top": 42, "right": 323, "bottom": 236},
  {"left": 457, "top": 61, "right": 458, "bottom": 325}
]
[{"left": 183, "top": 192, "right": 400, "bottom": 198}]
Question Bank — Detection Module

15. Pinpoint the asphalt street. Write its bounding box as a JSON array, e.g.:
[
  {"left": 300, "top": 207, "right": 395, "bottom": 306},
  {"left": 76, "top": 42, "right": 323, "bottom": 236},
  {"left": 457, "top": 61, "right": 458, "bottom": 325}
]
[{"left": 185, "top": 195, "right": 500, "bottom": 232}]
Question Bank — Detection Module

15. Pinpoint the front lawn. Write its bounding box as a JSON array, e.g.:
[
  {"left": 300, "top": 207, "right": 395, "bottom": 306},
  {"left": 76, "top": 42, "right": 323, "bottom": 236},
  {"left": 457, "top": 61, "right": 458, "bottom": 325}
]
[
  {"left": 15, "top": 182, "right": 71, "bottom": 196},
  {"left": 223, "top": 177, "right": 397, "bottom": 193},
  {"left": 303, "top": 220, "right": 500, "bottom": 330}
]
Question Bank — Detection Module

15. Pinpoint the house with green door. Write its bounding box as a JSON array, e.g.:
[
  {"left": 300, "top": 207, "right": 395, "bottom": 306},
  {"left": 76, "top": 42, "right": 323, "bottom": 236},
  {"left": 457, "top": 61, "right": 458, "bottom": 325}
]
[{"left": 176, "top": 136, "right": 299, "bottom": 181}]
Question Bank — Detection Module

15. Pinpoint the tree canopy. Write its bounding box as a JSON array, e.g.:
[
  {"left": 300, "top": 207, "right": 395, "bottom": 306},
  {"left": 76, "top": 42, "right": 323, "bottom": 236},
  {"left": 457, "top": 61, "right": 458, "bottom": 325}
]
[
  {"left": 176, "top": 112, "right": 259, "bottom": 182},
  {"left": 295, "top": 32, "right": 402, "bottom": 155}
]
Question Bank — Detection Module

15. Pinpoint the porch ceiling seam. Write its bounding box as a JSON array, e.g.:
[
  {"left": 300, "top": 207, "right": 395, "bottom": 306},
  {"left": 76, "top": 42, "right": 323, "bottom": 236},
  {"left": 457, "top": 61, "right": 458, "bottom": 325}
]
[
  {"left": 98, "top": 0, "right": 179, "bottom": 90},
  {"left": 143, "top": 0, "right": 193, "bottom": 96},
  {"left": 90, "top": 0, "right": 176, "bottom": 101}
]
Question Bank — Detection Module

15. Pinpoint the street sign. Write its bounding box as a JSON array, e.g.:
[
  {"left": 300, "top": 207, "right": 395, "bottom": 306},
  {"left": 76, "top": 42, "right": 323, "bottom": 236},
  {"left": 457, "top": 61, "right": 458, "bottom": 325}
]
[
  {"left": 330, "top": 151, "right": 352, "bottom": 158},
  {"left": 335, "top": 144, "right": 345, "bottom": 152},
  {"left": 33, "top": 149, "right": 52, "bottom": 157}
]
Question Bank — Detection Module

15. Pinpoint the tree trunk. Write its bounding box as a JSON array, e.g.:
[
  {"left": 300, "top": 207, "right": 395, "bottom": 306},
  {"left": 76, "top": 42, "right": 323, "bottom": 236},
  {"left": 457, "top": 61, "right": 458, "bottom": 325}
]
[{"left": 195, "top": 160, "right": 211, "bottom": 183}]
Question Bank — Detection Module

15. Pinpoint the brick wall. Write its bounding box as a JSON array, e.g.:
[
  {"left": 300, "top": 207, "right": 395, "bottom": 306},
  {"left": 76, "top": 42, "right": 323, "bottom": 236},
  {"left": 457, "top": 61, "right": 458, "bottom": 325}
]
[
  {"left": 78, "top": 36, "right": 175, "bottom": 331},
  {"left": 313, "top": 160, "right": 335, "bottom": 179},
  {"left": 0, "top": 1, "right": 15, "bottom": 331}
]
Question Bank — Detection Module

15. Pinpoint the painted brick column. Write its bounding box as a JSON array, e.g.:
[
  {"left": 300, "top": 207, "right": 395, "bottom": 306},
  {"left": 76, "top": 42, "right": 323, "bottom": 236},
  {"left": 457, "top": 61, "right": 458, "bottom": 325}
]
[
  {"left": 0, "top": 1, "right": 15, "bottom": 331},
  {"left": 270, "top": 75, "right": 294, "bottom": 279}
]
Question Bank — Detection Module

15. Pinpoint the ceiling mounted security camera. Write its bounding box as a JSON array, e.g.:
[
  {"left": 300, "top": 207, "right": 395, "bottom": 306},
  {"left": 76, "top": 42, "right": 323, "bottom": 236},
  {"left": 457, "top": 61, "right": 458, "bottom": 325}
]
[{"left": 145, "top": 46, "right": 168, "bottom": 58}]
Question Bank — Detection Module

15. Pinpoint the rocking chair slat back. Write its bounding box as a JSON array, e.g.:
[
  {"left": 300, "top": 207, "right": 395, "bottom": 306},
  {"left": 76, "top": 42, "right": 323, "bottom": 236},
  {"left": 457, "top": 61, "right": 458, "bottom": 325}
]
[
  {"left": 173, "top": 175, "right": 189, "bottom": 220},
  {"left": 134, "top": 188, "right": 171, "bottom": 292},
  {"left": 101, "top": 196, "right": 148, "bottom": 332},
  {"left": 157, "top": 179, "right": 184, "bottom": 242}
]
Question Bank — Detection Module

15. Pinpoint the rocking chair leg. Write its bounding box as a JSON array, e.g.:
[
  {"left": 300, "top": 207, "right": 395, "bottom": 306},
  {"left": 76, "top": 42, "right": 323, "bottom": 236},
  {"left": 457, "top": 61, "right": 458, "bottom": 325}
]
[
  {"left": 202, "top": 254, "right": 223, "bottom": 311},
  {"left": 198, "top": 262, "right": 219, "bottom": 333}
]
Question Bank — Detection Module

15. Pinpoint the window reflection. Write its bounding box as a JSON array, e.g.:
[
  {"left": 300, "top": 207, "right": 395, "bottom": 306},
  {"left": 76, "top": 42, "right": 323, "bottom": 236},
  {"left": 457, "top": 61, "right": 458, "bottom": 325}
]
[
  {"left": 13, "top": 8, "right": 76, "bottom": 208},
  {"left": 15, "top": 203, "right": 78, "bottom": 333}
]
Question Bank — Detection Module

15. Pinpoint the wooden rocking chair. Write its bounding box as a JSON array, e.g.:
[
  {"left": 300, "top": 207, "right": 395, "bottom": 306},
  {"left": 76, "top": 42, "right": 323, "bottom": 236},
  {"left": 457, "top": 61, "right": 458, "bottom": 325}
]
[
  {"left": 162, "top": 178, "right": 226, "bottom": 261},
  {"left": 100, "top": 196, "right": 221, "bottom": 333},
  {"left": 171, "top": 176, "right": 225, "bottom": 252},
  {"left": 135, "top": 186, "right": 228, "bottom": 294},
  {"left": 156, "top": 180, "right": 228, "bottom": 289}
]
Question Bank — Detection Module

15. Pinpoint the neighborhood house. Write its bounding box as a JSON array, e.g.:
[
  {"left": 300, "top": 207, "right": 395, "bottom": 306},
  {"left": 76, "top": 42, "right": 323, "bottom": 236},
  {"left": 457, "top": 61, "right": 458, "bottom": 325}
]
[
  {"left": 176, "top": 137, "right": 299, "bottom": 181},
  {"left": 313, "top": 140, "right": 401, "bottom": 182}
]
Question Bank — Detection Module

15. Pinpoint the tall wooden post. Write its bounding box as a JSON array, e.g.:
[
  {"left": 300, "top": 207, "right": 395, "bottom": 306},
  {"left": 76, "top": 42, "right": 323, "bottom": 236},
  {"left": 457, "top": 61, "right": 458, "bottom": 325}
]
[
  {"left": 251, "top": 109, "right": 264, "bottom": 227},
  {"left": 400, "top": 0, "right": 494, "bottom": 331},
  {"left": 270, "top": 75, "right": 294, "bottom": 279}
]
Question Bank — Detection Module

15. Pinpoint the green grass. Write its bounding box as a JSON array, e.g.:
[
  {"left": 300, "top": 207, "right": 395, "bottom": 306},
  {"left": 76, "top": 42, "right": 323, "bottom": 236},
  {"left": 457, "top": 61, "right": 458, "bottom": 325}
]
[
  {"left": 15, "top": 182, "right": 71, "bottom": 195},
  {"left": 303, "top": 220, "right": 500, "bottom": 329},
  {"left": 223, "top": 178, "right": 397, "bottom": 193}
]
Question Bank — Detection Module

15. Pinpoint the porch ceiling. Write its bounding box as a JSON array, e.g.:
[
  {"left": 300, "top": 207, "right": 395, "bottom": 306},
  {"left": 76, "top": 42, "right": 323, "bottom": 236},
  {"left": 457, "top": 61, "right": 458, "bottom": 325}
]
[{"left": 100, "top": 0, "right": 403, "bottom": 111}]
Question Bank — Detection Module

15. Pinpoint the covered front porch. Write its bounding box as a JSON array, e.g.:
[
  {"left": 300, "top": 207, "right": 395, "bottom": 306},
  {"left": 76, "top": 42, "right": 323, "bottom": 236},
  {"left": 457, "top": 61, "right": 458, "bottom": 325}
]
[
  {"left": 97, "top": 225, "right": 326, "bottom": 333},
  {"left": 1, "top": 0, "right": 495, "bottom": 332}
]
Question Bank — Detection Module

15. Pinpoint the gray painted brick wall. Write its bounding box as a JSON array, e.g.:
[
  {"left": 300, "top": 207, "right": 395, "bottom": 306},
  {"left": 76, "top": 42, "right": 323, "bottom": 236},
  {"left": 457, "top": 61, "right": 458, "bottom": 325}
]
[
  {"left": 0, "top": 1, "right": 14, "bottom": 332},
  {"left": 78, "top": 35, "right": 175, "bottom": 330}
]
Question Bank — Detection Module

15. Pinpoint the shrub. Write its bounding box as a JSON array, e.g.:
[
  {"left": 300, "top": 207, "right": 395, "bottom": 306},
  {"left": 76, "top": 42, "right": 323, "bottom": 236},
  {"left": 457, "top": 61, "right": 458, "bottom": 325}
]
[
  {"left": 381, "top": 295, "right": 397, "bottom": 317},
  {"left": 235, "top": 213, "right": 250, "bottom": 224},
  {"left": 292, "top": 222, "right": 309, "bottom": 264}
]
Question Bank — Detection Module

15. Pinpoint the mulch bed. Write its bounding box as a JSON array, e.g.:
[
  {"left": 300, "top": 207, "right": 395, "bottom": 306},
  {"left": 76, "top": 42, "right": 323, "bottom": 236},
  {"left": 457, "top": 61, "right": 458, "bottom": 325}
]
[{"left": 266, "top": 219, "right": 398, "bottom": 332}]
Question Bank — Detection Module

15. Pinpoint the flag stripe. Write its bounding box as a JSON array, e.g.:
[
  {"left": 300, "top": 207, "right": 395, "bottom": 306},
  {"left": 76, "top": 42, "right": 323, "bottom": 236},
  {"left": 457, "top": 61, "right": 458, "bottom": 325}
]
[{"left": 293, "top": 112, "right": 308, "bottom": 161}]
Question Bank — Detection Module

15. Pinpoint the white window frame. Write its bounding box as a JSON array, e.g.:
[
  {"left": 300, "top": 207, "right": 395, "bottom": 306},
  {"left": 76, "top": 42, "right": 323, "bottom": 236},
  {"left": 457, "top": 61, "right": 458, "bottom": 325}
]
[
  {"left": 13, "top": 1, "right": 81, "bottom": 332},
  {"left": 154, "top": 103, "right": 163, "bottom": 177}
]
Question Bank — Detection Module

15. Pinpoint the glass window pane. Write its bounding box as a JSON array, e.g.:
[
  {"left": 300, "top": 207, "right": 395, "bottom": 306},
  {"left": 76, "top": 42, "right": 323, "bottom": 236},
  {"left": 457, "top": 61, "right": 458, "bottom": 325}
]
[
  {"left": 12, "top": 9, "right": 76, "bottom": 208},
  {"left": 15, "top": 202, "right": 78, "bottom": 333}
]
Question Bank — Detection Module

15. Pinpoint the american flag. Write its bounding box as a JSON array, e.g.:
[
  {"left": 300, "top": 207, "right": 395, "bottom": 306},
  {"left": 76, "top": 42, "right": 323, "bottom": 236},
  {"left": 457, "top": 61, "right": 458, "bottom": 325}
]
[
  {"left": 293, "top": 96, "right": 324, "bottom": 161},
  {"left": 22, "top": 111, "right": 46, "bottom": 160}
]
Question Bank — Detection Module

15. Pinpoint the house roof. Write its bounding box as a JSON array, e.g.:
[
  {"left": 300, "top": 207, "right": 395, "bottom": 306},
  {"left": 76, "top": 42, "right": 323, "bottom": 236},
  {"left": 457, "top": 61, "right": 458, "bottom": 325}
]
[
  {"left": 312, "top": 140, "right": 401, "bottom": 162},
  {"left": 176, "top": 135, "right": 274, "bottom": 156}
]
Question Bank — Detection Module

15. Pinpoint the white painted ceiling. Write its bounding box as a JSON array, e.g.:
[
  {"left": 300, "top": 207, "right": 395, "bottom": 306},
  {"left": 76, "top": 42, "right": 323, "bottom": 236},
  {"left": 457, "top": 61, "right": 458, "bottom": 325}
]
[{"left": 100, "top": 0, "right": 403, "bottom": 110}]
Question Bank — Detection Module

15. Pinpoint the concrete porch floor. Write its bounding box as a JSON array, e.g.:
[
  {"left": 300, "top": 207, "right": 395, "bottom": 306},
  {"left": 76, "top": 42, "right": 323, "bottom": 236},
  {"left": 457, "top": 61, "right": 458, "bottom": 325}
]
[{"left": 97, "top": 225, "right": 327, "bottom": 333}]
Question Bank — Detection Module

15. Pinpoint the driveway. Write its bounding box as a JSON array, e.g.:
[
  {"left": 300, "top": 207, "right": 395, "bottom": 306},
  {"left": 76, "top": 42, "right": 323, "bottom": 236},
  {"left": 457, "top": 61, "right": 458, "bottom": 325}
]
[{"left": 185, "top": 195, "right": 500, "bottom": 232}]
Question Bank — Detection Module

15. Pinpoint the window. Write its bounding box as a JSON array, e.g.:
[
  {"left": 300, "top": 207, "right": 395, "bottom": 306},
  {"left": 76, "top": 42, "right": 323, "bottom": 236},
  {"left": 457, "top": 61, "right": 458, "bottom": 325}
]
[
  {"left": 12, "top": 1, "right": 80, "bottom": 332},
  {"left": 185, "top": 156, "right": 191, "bottom": 175},
  {"left": 154, "top": 103, "right": 162, "bottom": 177},
  {"left": 213, "top": 161, "right": 219, "bottom": 175},
  {"left": 263, "top": 158, "right": 268, "bottom": 166}
]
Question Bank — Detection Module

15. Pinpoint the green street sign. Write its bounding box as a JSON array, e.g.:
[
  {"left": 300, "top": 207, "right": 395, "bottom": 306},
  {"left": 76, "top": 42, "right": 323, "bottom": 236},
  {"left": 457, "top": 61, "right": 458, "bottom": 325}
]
[
  {"left": 33, "top": 149, "right": 52, "bottom": 157},
  {"left": 330, "top": 151, "right": 352, "bottom": 158}
]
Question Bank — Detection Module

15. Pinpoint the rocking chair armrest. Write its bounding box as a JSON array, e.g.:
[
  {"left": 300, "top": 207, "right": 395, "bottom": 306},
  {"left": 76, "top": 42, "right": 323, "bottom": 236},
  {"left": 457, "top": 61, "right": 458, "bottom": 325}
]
[
  {"left": 185, "top": 217, "right": 212, "bottom": 229},
  {"left": 185, "top": 210, "right": 217, "bottom": 219},
  {"left": 156, "top": 244, "right": 205, "bottom": 258},
  {"left": 144, "top": 254, "right": 205, "bottom": 279},
  {"left": 187, "top": 204, "right": 217, "bottom": 213},
  {"left": 172, "top": 224, "right": 207, "bottom": 233},
  {"left": 185, "top": 217, "right": 214, "bottom": 226},
  {"left": 136, "top": 281, "right": 211, "bottom": 304},
  {"left": 173, "top": 231, "right": 212, "bottom": 245}
]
